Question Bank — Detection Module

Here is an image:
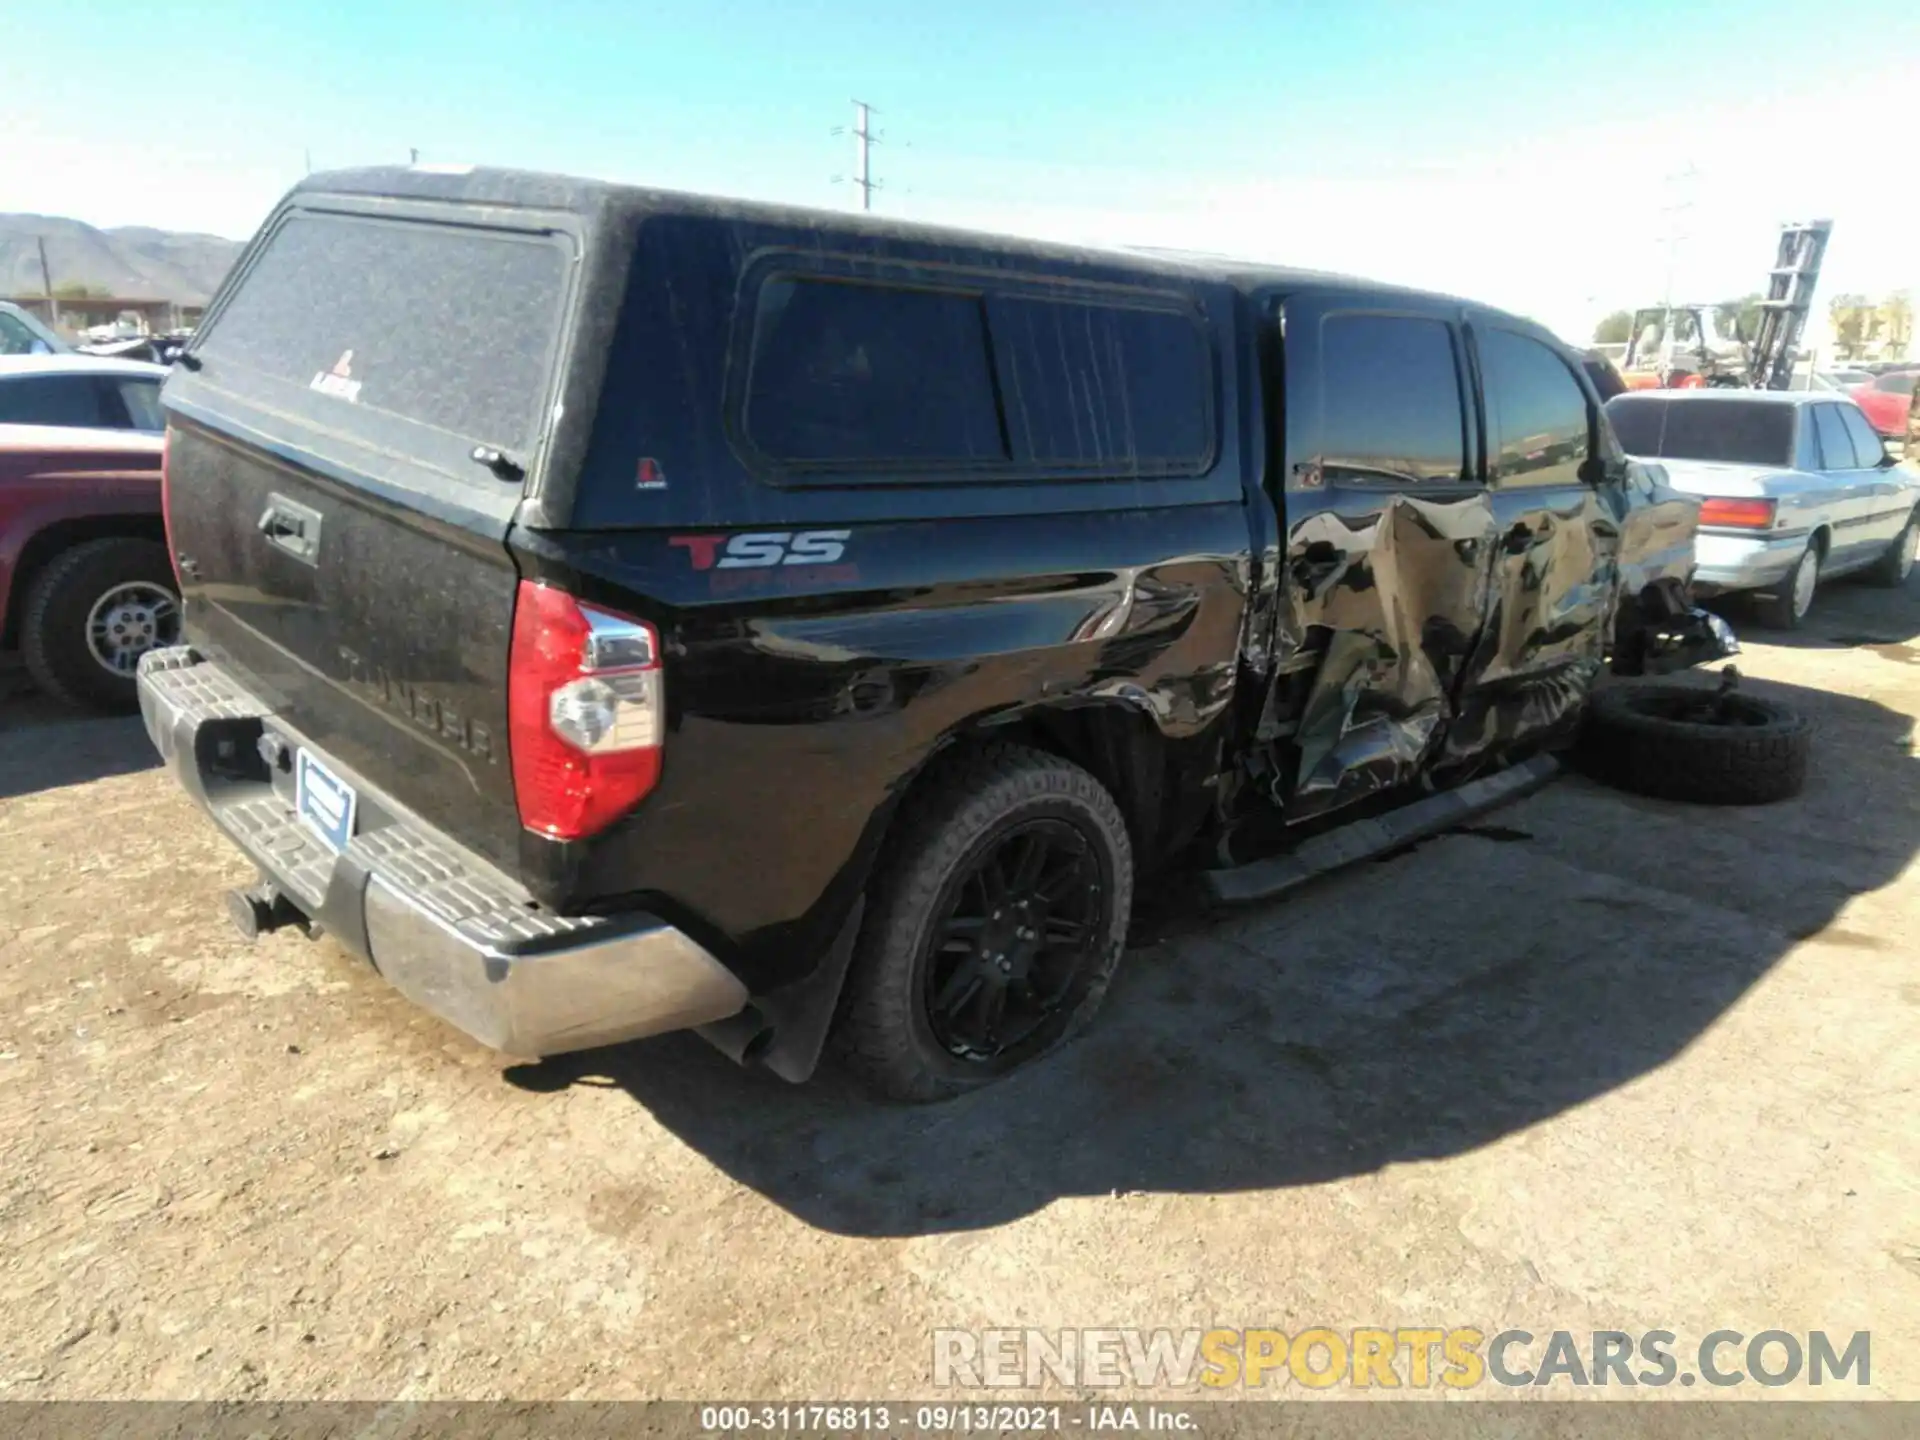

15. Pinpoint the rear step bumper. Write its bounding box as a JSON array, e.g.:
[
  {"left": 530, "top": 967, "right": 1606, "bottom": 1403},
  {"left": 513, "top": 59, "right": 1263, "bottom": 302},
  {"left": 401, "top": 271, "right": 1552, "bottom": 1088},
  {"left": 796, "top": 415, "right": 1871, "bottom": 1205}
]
[{"left": 135, "top": 647, "right": 749, "bottom": 1058}]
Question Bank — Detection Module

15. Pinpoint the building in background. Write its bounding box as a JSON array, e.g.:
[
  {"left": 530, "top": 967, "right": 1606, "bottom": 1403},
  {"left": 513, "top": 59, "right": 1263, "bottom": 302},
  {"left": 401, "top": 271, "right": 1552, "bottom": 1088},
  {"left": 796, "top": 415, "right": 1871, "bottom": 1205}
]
[
  {"left": 0, "top": 295, "right": 203, "bottom": 340},
  {"left": 1826, "top": 293, "right": 1914, "bottom": 363}
]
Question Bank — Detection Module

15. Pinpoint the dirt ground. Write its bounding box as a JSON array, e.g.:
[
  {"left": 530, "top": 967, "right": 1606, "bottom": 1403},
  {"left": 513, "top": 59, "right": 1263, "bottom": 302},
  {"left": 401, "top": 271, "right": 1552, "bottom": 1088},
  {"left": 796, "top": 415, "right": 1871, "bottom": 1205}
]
[{"left": 1, "top": 576, "right": 1918, "bottom": 1406}]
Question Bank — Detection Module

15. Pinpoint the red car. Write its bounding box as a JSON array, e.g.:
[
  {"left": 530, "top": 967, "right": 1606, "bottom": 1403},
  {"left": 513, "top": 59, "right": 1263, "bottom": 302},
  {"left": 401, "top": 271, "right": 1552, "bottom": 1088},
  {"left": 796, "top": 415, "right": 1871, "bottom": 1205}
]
[
  {"left": 1851, "top": 369, "right": 1917, "bottom": 439},
  {"left": 1, "top": 424, "right": 176, "bottom": 711}
]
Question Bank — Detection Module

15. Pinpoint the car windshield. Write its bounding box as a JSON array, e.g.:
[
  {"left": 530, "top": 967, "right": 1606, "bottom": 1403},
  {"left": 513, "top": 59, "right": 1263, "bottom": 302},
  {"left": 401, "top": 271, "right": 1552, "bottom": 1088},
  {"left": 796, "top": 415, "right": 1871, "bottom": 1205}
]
[{"left": 1606, "top": 396, "right": 1795, "bottom": 466}]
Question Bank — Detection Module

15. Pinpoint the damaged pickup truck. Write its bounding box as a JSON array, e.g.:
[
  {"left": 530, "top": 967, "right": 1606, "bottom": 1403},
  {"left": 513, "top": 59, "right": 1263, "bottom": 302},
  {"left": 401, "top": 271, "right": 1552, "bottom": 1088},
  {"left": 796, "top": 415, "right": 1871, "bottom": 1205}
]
[{"left": 141, "top": 167, "right": 1743, "bottom": 1101}]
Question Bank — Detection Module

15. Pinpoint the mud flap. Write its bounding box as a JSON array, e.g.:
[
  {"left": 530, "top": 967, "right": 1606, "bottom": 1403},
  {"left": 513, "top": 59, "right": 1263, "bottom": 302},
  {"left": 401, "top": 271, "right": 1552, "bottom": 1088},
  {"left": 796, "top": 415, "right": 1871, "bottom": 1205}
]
[{"left": 695, "top": 896, "right": 866, "bottom": 1084}]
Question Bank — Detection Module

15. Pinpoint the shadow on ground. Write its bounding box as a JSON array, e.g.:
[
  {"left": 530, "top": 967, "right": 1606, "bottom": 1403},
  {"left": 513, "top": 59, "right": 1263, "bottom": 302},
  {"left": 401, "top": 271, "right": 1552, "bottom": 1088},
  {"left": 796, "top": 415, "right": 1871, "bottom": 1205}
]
[
  {"left": 0, "top": 672, "right": 157, "bottom": 799},
  {"left": 1707, "top": 564, "right": 1920, "bottom": 652},
  {"left": 507, "top": 664, "right": 1920, "bottom": 1238}
]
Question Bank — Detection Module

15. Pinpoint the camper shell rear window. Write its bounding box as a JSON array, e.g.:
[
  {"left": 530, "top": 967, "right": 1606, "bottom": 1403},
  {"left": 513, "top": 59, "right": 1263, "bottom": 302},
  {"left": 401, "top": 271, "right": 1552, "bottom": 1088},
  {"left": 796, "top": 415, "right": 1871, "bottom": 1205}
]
[{"left": 191, "top": 208, "right": 572, "bottom": 470}]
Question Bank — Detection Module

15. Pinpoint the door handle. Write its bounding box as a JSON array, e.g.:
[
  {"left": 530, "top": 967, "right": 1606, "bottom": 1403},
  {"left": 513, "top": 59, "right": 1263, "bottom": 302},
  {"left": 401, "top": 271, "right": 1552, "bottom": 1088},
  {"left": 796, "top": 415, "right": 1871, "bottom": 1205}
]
[{"left": 258, "top": 493, "right": 322, "bottom": 566}]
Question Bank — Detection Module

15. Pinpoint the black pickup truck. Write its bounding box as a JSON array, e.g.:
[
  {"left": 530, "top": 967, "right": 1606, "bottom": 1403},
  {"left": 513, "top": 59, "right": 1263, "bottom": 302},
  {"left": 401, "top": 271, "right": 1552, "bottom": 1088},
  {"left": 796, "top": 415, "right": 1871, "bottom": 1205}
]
[{"left": 140, "top": 166, "right": 1740, "bottom": 1101}]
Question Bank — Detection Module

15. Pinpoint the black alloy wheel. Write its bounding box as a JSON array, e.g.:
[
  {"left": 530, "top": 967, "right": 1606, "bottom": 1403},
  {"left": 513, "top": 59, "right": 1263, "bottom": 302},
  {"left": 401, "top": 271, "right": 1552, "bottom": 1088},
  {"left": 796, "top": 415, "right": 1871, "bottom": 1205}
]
[
  {"left": 833, "top": 743, "right": 1134, "bottom": 1102},
  {"left": 922, "top": 819, "right": 1103, "bottom": 1062}
]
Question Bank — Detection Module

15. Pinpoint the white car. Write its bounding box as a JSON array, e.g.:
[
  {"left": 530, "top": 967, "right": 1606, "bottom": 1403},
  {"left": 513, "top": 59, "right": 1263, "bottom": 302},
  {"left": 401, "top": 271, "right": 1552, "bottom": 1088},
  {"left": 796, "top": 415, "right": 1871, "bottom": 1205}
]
[
  {"left": 0, "top": 354, "right": 168, "bottom": 438},
  {"left": 1606, "top": 389, "right": 1920, "bottom": 629}
]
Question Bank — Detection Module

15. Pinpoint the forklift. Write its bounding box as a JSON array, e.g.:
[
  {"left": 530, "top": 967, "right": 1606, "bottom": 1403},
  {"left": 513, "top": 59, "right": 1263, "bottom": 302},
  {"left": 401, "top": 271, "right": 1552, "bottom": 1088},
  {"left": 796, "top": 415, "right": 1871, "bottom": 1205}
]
[{"left": 1618, "top": 220, "right": 1832, "bottom": 391}]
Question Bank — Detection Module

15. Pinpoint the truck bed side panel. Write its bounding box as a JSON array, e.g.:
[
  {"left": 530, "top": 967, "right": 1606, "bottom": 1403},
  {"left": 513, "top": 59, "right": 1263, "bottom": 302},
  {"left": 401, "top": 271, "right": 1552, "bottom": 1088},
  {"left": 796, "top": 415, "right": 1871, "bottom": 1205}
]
[{"left": 515, "top": 504, "right": 1251, "bottom": 992}]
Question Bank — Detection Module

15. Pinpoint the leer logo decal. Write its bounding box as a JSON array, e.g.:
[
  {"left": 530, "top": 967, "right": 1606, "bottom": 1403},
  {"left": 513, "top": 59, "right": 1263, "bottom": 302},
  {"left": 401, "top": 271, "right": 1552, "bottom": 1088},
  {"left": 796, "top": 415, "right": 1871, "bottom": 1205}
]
[
  {"left": 310, "top": 349, "right": 362, "bottom": 403},
  {"left": 668, "top": 531, "right": 852, "bottom": 570}
]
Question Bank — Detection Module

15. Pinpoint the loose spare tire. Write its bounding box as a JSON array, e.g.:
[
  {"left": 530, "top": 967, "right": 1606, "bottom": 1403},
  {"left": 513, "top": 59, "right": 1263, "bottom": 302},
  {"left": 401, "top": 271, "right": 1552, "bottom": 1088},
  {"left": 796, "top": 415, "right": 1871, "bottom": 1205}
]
[{"left": 1582, "top": 682, "right": 1811, "bottom": 805}]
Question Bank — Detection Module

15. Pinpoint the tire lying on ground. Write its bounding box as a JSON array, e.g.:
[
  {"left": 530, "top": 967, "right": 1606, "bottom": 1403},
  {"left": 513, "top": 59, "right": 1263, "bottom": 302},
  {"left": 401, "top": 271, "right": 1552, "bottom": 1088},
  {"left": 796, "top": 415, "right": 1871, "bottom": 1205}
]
[{"left": 1580, "top": 682, "right": 1811, "bottom": 805}]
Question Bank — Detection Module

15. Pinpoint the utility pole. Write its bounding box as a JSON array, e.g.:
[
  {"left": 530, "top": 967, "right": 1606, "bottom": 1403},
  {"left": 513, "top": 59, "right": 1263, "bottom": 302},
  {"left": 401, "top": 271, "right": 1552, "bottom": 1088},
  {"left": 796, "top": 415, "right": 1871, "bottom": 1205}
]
[
  {"left": 409, "top": 147, "right": 420, "bottom": 165},
  {"left": 1649, "top": 161, "right": 1699, "bottom": 373},
  {"left": 851, "top": 101, "right": 878, "bottom": 211},
  {"left": 304, "top": 148, "right": 313, "bottom": 175},
  {"left": 1658, "top": 162, "right": 1699, "bottom": 316},
  {"left": 35, "top": 236, "right": 58, "bottom": 329},
  {"left": 830, "top": 102, "right": 890, "bottom": 210}
]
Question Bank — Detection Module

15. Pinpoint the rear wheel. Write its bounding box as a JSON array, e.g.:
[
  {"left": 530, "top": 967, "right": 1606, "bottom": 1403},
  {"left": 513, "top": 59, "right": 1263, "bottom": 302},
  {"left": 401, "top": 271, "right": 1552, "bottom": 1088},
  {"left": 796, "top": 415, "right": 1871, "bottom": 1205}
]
[
  {"left": 21, "top": 537, "right": 179, "bottom": 712},
  {"left": 833, "top": 744, "right": 1134, "bottom": 1102},
  {"left": 1864, "top": 509, "right": 1919, "bottom": 588},
  {"left": 1753, "top": 542, "right": 1819, "bottom": 630}
]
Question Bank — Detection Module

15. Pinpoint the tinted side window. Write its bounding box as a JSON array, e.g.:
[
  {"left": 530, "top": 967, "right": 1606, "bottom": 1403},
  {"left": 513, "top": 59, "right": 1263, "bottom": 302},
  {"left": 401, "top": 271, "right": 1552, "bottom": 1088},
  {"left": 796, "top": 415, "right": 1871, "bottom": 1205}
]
[
  {"left": 1318, "top": 314, "right": 1465, "bottom": 483},
  {"left": 1812, "top": 405, "right": 1858, "bottom": 470},
  {"left": 1839, "top": 405, "right": 1887, "bottom": 467},
  {"left": 0, "top": 375, "right": 112, "bottom": 428},
  {"left": 1481, "top": 328, "right": 1591, "bottom": 487},
  {"left": 743, "top": 277, "right": 1006, "bottom": 466},
  {"left": 989, "top": 296, "right": 1211, "bottom": 469}
]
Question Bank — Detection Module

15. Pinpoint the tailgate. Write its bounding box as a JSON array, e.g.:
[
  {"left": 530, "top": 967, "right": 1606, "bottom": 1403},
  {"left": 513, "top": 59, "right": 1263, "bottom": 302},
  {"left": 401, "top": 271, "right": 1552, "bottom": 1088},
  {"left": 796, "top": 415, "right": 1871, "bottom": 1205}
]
[{"left": 162, "top": 202, "right": 579, "bottom": 871}]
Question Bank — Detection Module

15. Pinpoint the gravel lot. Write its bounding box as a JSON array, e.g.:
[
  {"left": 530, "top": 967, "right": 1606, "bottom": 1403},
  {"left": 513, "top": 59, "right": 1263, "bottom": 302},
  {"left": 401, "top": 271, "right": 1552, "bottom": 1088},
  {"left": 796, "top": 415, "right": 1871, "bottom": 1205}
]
[{"left": 1, "top": 577, "right": 1917, "bottom": 1404}]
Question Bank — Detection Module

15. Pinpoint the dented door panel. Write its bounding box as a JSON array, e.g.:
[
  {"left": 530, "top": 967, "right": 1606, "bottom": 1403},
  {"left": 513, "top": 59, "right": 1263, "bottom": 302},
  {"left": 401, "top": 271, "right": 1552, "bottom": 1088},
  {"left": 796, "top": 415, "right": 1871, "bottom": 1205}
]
[
  {"left": 1268, "top": 293, "right": 1500, "bottom": 820},
  {"left": 1438, "top": 319, "right": 1624, "bottom": 773},
  {"left": 1278, "top": 489, "right": 1498, "bottom": 815},
  {"left": 1441, "top": 483, "right": 1618, "bottom": 772}
]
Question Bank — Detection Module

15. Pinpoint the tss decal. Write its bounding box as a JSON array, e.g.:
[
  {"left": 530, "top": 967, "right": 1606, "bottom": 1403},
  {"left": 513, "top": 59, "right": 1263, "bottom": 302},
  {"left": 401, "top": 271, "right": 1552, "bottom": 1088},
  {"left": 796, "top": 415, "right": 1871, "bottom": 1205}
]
[{"left": 669, "top": 531, "right": 852, "bottom": 570}]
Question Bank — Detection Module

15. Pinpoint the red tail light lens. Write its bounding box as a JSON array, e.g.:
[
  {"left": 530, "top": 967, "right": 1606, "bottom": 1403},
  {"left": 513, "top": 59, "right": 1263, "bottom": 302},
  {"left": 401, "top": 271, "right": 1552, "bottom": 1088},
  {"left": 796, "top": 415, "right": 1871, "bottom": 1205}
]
[
  {"left": 507, "top": 580, "right": 664, "bottom": 841},
  {"left": 1698, "top": 497, "right": 1777, "bottom": 530},
  {"left": 160, "top": 426, "right": 184, "bottom": 590}
]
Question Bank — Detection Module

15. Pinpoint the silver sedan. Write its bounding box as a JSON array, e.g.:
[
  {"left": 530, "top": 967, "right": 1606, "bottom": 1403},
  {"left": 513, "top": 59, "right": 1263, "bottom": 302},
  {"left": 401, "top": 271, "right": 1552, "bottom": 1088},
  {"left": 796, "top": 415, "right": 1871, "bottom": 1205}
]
[{"left": 1605, "top": 389, "right": 1920, "bottom": 629}]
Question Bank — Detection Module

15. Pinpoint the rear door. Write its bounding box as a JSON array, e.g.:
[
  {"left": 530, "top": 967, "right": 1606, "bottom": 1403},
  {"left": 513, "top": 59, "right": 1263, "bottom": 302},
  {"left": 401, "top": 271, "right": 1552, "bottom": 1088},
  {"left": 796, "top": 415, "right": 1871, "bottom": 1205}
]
[
  {"left": 162, "top": 199, "right": 579, "bottom": 871},
  {"left": 1836, "top": 402, "right": 1907, "bottom": 551},
  {"left": 1446, "top": 320, "right": 1619, "bottom": 767},
  {"left": 1807, "top": 402, "right": 1882, "bottom": 565},
  {"left": 1272, "top": 293, "right": 1499, "bottom": 819}
]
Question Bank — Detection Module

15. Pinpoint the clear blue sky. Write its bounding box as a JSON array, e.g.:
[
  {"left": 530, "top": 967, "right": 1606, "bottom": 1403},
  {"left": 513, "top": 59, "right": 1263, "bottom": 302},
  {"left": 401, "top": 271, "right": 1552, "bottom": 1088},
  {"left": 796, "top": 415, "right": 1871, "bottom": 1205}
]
[{"left": 4, "top": 0, "right": 1916, "bottom": 338}]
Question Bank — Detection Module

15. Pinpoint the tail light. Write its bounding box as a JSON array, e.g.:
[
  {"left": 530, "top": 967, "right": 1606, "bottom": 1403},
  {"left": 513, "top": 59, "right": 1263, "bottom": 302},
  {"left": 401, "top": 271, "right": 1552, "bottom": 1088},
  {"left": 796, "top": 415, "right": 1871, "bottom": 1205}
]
[
  {"left": 1698, "top": 497, "right": 1778, "bottom": 530},
  {"left": 507, "top": 580, "right": 664, "bottom": 840},
  {"left": 160, "top": 426, "right": 184, "bottom": 590}
]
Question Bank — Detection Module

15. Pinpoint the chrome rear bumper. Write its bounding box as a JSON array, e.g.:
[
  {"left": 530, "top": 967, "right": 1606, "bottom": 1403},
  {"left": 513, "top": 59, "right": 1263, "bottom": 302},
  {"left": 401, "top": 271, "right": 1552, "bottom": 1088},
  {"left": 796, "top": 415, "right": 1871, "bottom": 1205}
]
[{"left": 136, "top": 647, "right": 748, "bottom": 1057}]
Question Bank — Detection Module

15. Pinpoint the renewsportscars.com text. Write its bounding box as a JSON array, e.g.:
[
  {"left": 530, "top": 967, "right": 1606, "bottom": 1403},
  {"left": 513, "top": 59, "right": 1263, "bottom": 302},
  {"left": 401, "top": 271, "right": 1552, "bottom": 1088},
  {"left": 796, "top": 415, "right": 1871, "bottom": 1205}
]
[{"left": 931, "top": 1328, "right": 1871, "bottom": 1390}]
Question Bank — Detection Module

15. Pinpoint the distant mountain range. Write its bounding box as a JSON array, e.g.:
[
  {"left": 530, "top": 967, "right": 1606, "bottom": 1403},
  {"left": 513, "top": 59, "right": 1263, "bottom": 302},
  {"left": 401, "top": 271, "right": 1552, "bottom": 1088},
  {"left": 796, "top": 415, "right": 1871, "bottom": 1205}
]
[{"left": 0, "top": 214, "right": 243, "bottom": 305}]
